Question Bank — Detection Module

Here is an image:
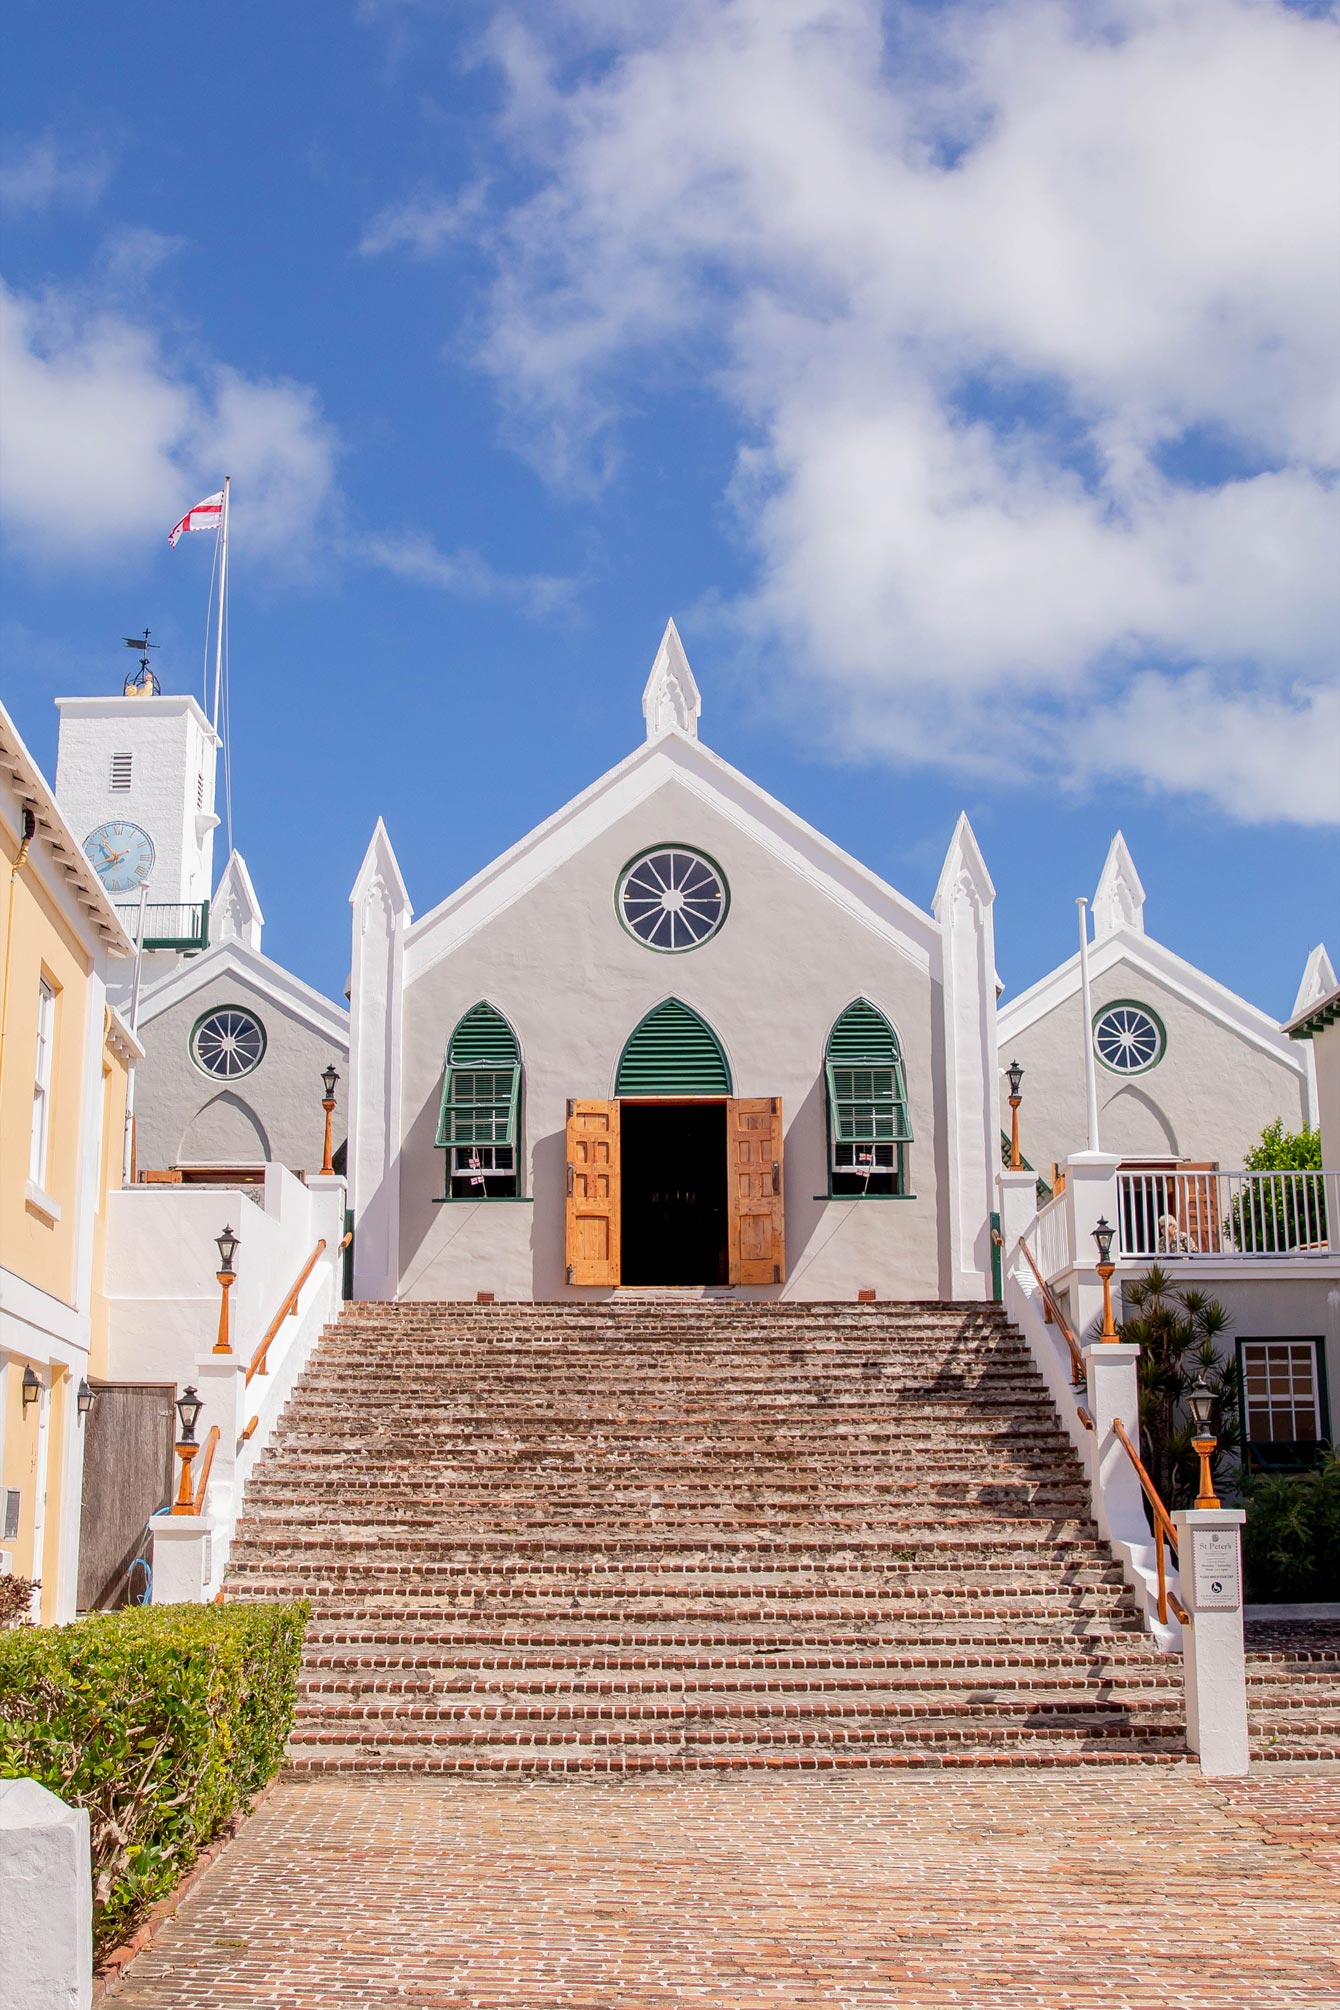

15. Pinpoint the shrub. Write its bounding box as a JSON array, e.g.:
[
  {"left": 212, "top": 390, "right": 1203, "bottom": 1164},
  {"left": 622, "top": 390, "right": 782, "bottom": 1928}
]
[
  {"left": 1232, "top": 1118, "right": 1327, "bottom": 1253},
  {"left": 1243, "top": 1451, "right": 1340, "bottom": 1602},
  {"left": 0, "top": 1600, "right": 308, "bottom": 1955},
  {"left": 0, "top": 1575, "right": 39, "bottom": 1628},
  {"left": 1119, "top": 1265, "right": 1241, "bottom": 1509}
]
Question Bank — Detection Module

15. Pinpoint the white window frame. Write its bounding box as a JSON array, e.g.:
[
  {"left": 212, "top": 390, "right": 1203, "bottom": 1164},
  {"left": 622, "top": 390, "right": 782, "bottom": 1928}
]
[{"left": 29, "top": 977, "right": 56, "bottom": 1187}]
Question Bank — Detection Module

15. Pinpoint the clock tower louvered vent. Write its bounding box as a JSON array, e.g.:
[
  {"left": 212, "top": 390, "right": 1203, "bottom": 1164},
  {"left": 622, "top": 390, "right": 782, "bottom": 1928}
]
[{"left": 110, "top": 752, "right": 133, "bottom": 791}]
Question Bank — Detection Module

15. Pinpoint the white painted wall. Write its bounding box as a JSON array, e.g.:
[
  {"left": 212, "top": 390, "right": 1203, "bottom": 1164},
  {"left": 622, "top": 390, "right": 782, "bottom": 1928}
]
[
  {"left": 1002, "top": 957, "right": 1309, "bottom": 1181},
  {"left": 0, "top": 1779, "right": 92, "bottom": 2010},
  {"left": 132, "top": 968, "right": 347, "bottom": 1175},
  {"left": 1310, "top": 1018, "right": 1340, "bottom": 1167},
  {"left": 392, "top": 776, "right": 950, "bottom": 1300}
]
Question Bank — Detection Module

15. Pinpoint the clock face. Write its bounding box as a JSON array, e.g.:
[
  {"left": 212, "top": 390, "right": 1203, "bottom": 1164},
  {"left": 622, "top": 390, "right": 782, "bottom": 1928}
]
[{"left": 84, "top": 819, "right": 155, "bottom": 894}]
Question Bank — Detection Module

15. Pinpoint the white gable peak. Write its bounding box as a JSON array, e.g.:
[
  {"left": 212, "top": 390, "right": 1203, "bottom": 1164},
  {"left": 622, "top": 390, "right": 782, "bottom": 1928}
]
[
  {"left": 933, "top": 812, "right": 996, "bottom": 922},
  {"left": 213, "top": 850, "right": 264, "bottom": 951},
  {"left": 1292, "top": 942, "right": 1337, "bottom": 1021},
  {"left": 1092, "top": 830, "right": 1146, "bottom": 937},
  {"left": 642, "top": 618, "right": 701, "bottom": 742},
  {"left": 350, "top": 817, "right": 413, "bottom": 926}
]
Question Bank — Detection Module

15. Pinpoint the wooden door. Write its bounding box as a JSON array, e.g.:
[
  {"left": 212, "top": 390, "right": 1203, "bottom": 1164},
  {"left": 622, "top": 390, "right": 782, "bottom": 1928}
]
[
  {"left": 566, "top": 1100, "right": 621, "bottom": 1285},
  {"left": 727, "top": 1097, "right": 785, "bottom": 1285},
  {"left": 77, "top": 1383, "right": 176, "bottom": 1610}
]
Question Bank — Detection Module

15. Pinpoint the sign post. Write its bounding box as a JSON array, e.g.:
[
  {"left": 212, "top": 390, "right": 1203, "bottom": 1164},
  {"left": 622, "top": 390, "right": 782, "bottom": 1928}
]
[{"left": 1172, "top": 1507, "right": 1249, "bottom": 1775}]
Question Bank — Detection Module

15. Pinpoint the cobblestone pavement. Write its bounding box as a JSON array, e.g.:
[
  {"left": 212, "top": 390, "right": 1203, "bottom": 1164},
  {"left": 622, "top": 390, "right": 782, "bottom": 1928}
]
[{"left": 106, "top": 1766, "right": 1340, "bottom": 2010}]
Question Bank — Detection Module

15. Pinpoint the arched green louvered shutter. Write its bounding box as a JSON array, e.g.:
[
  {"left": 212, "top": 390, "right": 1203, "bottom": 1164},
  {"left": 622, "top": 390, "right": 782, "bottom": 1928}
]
[
  {"left": 615, "top": 999, "right": 732, "bottom": 1097},
  {"left": 436, "top": 1003, "right": 521, "bottom": 1148},
  {"left": 825, "top": 999, "right": 911, "bottom": 1171}
]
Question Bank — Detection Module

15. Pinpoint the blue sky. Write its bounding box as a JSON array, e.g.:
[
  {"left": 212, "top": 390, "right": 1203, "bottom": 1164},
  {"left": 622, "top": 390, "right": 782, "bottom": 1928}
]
[{"left": 2, "top": 0, "right": 1337, "bottom": 1019}]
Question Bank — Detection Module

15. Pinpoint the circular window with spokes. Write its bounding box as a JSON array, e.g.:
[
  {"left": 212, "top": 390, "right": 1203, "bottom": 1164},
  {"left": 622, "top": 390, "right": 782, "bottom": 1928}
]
[
  {"left": 616, "top": 847, "right": 729, "bottom": 952},
  {"left": 1093, "top": 1000, "right": 1165, "bottom": 1075},
  {"left": 190, "top": 1005, "right": 267, "bottom": 1080}
]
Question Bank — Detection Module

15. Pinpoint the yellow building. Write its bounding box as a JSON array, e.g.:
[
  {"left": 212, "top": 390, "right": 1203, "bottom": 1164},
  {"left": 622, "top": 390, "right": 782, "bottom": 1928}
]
[{"left": 0, "top": 699, "right": 140, "bottom": 1621}]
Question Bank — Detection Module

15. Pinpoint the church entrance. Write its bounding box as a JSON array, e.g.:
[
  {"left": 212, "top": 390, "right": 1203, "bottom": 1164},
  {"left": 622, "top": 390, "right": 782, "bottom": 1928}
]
[
  {"left": 620, "top": 1101, "right": 728, "bottom": 1286},
  {"left": 565, "top": 1097, "right": 786, "bottom": 1289}
]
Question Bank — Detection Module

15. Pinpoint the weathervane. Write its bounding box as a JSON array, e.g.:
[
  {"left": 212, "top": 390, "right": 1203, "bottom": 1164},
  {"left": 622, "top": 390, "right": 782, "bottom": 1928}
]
[{"left": 123, "top": 629, "right": 161, "bottom": 696}]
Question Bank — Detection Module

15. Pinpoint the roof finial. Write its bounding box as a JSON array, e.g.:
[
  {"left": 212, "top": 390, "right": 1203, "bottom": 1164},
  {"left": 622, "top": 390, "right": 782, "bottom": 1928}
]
[
  {"left": 642, "top": 619, "right": 701, "bottom": 742},
  {"left": 1092, "top": 831, "right": 1146, "bottom": 937}
]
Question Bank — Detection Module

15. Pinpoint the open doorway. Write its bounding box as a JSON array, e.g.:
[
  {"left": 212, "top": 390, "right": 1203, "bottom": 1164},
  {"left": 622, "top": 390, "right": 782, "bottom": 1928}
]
[{"left": 620, "top": 1101, "right": 728, "bottom": 1286}]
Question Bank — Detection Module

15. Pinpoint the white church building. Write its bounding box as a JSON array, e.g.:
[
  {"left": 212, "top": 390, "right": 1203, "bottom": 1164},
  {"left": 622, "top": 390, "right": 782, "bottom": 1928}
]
[{"left": 347, "top": 623, "right": 1001, "bottom": 1304}]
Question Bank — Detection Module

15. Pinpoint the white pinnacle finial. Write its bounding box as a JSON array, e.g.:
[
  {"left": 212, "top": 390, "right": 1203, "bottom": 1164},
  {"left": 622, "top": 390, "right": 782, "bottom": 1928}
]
[
  {"left": 213, "top": 850, "right": 264, "bottom": 952},
  {"left": 642, "top": 618, "right": 701, "bottom": 742},
  {"left": 1292, "top": 943, "right": 1337, "bottom": 1021},
  {"left": 1092, "top": 831, "right": 1146, "bottom": 937}
]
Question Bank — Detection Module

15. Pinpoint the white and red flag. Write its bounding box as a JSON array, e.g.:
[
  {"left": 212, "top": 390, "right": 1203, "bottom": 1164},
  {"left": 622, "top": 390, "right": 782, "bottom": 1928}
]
[{"left": 168, "top": 491, "right": 224, "bottom": 547}]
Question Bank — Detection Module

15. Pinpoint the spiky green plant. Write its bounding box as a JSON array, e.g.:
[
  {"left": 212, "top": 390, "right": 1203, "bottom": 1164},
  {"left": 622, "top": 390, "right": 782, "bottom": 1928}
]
[{"left": 1119, "top": 1265, "right": 1241, "bottom": 1509}]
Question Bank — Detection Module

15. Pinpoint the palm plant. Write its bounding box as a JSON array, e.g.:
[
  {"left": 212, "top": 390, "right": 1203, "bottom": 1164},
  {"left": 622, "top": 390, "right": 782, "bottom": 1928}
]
[{"left": 1119, "top": 1265, "right": 1241, "bottom": 1509}]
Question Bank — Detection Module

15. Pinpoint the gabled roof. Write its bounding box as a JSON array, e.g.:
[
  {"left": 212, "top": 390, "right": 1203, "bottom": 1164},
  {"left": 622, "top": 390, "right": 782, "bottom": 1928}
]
[
  {"left": 136, "top": 935, "right": 349, "bottom": 1047},
  {"left": 0, "top": 699, "right": 136, "bottom": 956},
  {"left": 403, "top": 724, "right": 942, "bottom": 984},
  {"left": 999, "top": 922, "right": 1307, "bottom": 1077}
]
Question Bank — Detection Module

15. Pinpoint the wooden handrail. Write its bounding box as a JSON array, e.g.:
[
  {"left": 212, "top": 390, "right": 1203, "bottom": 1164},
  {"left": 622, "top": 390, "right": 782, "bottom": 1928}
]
[
  {"left": 1110, "top": 1416, "right": 1190, "bottom": 1626},
  {"left": 339, "top": 1230, "right": 353, "bottom": 1251},
  {"left": 238, "top": 1415, "right": 259, "bottom": 1449},
  {"left": 246, "top": 1238, "right": 327, "bottom": 1385},
  {"left": 1003, "top": 1230, "right": 1086, "bottom": 1384},
  {"left": 192, "top": 1425, "right": 220, "bottom": 1511}
]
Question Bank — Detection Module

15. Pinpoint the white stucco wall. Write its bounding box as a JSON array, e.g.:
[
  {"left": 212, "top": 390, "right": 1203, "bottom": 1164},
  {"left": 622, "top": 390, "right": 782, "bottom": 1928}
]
[
  {"left": 395, "top": 776, "right": 950, "bottom": 1301},
  {"left": 133, "top": 969, "right": 347, "bottom": 1175},
  {"left": 1002, "top": 958, "right": 1308, "bottom": 1181},
  {"left": 1309, "top": 1019, "right": 1340, "bottom": 1168}
]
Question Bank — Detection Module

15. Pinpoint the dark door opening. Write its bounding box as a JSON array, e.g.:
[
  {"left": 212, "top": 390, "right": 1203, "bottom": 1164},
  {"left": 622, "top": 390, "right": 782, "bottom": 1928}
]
[{"left": 621, "top": 1101, "right": 728, "bottom": 1286}]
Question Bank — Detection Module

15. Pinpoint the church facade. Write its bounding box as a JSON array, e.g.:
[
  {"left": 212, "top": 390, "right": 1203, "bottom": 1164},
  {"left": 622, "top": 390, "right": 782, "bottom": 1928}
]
[{"left": 347, "top": 625, "right": 1001, "bottom": 1303}]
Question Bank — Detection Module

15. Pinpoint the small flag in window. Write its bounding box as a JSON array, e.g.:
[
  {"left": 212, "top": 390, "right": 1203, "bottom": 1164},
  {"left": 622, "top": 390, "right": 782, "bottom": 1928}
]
[{"left": 468, "top": 1153, "right": 486, "bottom": 1189}]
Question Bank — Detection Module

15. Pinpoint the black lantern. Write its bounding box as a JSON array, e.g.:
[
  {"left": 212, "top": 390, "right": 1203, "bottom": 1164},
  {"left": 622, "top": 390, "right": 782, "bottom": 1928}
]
[
  {"left": 1006, "top": 1058, "right": 1024, "bottom": 1100},
  {"left": 77, "top": 1378, "right": 95, "bottom": 1419},
  {"left": 1187, "top": 1376, "right": 1216, "bottom": 1435},
  {"left": 215, "top": 1223, "right": 239, "bottom": 1275},
  {"left": 321, "top": 1062, "right": 339, "bottom": 1102},
  {"left": 175, "top": 1385, "right": 203, "bottom": 1443},
  {"left": 1092, "top": 1216, "right": 1116, "bottom": 1266},
  {"left": 22, "top": 1365, "right": 41, "bottom": 1412}
]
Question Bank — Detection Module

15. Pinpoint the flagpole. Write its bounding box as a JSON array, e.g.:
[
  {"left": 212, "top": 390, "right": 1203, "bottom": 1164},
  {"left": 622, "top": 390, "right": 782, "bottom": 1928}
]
[
  {"left": 1077, "top": 896, "right": 1101, "bottom": 1153},
  {"left": 211, "top": 475, "right": 231, "bottom": 734}
]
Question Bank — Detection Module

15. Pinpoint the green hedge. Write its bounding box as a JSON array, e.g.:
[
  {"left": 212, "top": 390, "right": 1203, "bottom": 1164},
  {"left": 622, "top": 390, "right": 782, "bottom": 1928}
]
[
  {"left": 0, "top": 1600, "right": 308, "bottom": 1954},
  {"left": 1243, "top": 1450, "right": 1340, "bottom": 1602}
]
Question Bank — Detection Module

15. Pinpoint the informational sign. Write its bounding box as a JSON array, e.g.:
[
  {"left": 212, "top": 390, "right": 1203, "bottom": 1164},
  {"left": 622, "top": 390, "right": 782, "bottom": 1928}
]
[{"left": 1192, "top": 1527, "right": 1241, "bottom": 1611}]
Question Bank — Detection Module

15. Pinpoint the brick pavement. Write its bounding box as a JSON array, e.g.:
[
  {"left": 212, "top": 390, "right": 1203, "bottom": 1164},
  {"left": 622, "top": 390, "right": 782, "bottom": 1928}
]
[{"left": 106, "top": 1765, "right": 1340, "bottom": 2009}]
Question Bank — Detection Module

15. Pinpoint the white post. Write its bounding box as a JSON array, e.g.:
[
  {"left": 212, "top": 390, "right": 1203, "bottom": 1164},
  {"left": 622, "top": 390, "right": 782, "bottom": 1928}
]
[
  {"left": 996, "top": 1168, "right": 1039, "bottom": 1258},
  {"left": 0, "top": 1779, "right": 92, "bottom": 2010},
  {"left": 149, "top": 1512, "right": 212, "bottom": 1602},
  {"left": 1077, "top": 896, "right": 1101, "bottom": 1154},
  {"left": 1173, "top": 1508, "right": 1250, "bottom": 1776},
  {"left": 211, "top": 475, "right": 231, "bottom": 734},
  {"left": 121, "top": 879, "right": 150, "bottom": 1186}
]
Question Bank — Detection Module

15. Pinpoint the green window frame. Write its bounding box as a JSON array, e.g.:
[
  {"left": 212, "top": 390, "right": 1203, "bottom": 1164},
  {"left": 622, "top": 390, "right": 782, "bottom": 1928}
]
[
  {"left": 1236, "top": 1336, "right": 1330, "bottom": 1472},
  {"left": 824, "top": 1000, "right": 912, "bottom": 1197},
  {"left": 435, "top": 1003, "right": 521, "bottom": 1199}
]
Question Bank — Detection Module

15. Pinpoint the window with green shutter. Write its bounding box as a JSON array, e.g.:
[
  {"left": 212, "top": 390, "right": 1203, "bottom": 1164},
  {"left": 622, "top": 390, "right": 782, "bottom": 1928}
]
[
  {"left": 825, "top": 1000, "right": 911, "bottom": 1196},
  {"left": 436, "top": 1003, "right": 521, "bottom": 1198}
]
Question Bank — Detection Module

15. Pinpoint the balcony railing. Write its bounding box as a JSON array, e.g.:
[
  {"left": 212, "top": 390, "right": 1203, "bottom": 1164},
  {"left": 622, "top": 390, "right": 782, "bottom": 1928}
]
[
  {"left": 116, "top": 899, "right": 209, "bottom": 952},
  {"left": 1116, "top": 1168, "right": 1336, "bottom": 1260}
]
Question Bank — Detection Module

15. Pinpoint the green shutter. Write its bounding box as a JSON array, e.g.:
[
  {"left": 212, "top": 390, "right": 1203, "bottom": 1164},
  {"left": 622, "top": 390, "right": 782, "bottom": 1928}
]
[
  {"left": 824, "top": 1000, "right": 912, "bottom": 1150},
  {"left": 615, "top": 998, "right": 732, "bottom": 1097},
  {"left": 436, "top": 1004, "right": 521, "bottom": 1148}
]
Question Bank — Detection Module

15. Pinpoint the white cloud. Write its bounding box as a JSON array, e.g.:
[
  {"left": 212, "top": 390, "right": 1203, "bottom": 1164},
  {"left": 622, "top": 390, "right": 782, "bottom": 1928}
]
[
  {"left": 361, "top": 529, "right": 575, "bottom": 614},
  {"left": 443, "top": 0, "right": 1340, "bottom": 823},
  {"left": 0, "top": 278, "right": 339, "bottom": 566},
  {"left": 360, "top": 184, "right": 485, "bottom": 258},
  {"left": 0, "top": 138, "right": 110, "bottom": 216}
]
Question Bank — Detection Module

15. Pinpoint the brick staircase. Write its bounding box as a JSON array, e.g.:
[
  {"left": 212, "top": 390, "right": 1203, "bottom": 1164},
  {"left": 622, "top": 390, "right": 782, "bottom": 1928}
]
[
  {"left": 226, "top": 1299, "right": 1190, "bottom": 1771},
  {"left": 1247, "top": 1620, "right": 1340, "bottom": 1762}
]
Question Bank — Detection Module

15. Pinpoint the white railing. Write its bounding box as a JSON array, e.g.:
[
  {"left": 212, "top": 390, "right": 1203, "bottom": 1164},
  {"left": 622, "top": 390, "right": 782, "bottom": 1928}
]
[
  {"left": 1031, "top": 1187, "right": 1074, "bottom": 1280},
  {"left": 1116, "top": 1168, "right": 1336, "bottom": 1260}
]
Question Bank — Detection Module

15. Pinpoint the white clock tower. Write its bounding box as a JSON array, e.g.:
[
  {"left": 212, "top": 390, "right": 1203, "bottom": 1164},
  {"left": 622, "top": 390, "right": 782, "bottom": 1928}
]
[{"left": 54, "top": 679, "right": 222, "bottom": 975}]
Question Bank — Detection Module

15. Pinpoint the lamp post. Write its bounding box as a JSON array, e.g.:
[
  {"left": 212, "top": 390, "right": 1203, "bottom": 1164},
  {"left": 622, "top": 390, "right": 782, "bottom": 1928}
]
[
  {"left": 1006, "top": 1059, "right": 1024, "bottom": 1172},
  {"left": 1188, "top": 1375, "right": 1221, "bottom": 1510},
  {"left": 213, "top": 1224, "right": 239, "bottom": 1355},
  {"left": 21, "top": 1365, "right": 40, "bottom": 1413},
  {"left": 171, "top": 1385, "right": 203, "bottom": 1515},
  {"left": 320, "top": 1063, "right": 339, "bottom": 1178},
  {"left": 1093, "top": 1216, "right": 1119, "bottom": 1342}
]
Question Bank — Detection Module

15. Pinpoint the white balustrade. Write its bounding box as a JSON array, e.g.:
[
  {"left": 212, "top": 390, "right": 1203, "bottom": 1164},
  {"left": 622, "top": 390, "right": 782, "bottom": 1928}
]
[
  {"left": 1031, "top": 1189, "right": 1074, "bottom": 1280},
  {"left": 1116, "top": 1168, "right": 1336, "bottom": 1260}
]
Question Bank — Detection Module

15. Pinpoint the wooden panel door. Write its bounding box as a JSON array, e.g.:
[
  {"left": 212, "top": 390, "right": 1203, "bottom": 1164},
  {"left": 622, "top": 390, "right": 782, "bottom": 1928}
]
[
  {"left": 566, "top": 1100, "right": 621, "bottom": 1285},
  {"left": 77, "top": 1384, "right": 176, "bottom": 1611},
  {"left": 727, "top": 1097, "right": 785, "bottom": 1285}
]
